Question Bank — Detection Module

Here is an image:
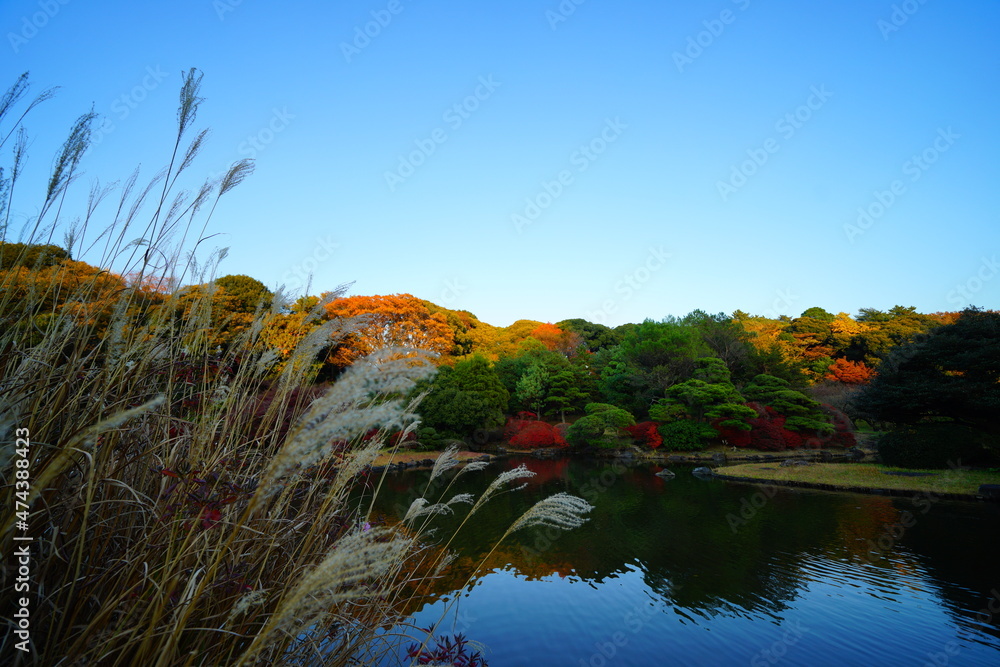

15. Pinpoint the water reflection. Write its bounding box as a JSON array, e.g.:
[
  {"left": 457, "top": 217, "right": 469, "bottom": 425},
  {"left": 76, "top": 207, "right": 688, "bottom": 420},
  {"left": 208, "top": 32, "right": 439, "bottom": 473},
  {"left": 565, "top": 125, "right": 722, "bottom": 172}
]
[{"left": 368, "top": 456, "right": 1000, "bottom": 665}]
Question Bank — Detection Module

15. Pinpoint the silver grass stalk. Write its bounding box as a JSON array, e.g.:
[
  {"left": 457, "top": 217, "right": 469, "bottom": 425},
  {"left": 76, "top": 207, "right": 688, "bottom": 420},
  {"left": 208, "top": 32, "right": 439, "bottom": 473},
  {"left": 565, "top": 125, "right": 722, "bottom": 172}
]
[
  {"left": 262, "top": 528, "right": 412, "bottom": 640},
  {"left": 455, "top": 458, "right": 490, "bottom": 477},
  {"left": 509, "top": 492, "right": 593, "bottom": 533},
  {"left": 256, "top": 349, "right": 435, "bottom": 500},
  {"left": 402, "top": 493, "right": 473, "bottom": 526},
  {"left": 428, "top": 444, "right": 460, "bottom": 483}
]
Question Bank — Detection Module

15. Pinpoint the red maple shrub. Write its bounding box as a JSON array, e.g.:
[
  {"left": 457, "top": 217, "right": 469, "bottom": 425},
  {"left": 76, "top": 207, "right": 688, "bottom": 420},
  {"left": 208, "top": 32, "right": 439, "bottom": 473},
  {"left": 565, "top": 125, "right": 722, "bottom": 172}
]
[
  {"left": 626, "top": 421, "right": 663, "bottom": 449},
  {"left": 748, "top": 417, "right": 788, "bottom": 451},
  {"left": 819, "top": 404, "right": 856, "bottom": 448},
  {"left": 746, "top": 405, "right": 810, "bottom": 451},
  {"left": 504, "top": 417, "right": 567, "bottom": 449},
  {"left": 389, "top": 430, "right": 417, "bottom": 447}
]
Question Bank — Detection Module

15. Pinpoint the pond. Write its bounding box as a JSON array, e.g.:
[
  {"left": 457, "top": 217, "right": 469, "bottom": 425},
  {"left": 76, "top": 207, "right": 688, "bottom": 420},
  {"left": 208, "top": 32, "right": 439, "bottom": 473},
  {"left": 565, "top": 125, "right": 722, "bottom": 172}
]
[{"left": 366, "top": 456, "right": 1000, "bottom": 666}]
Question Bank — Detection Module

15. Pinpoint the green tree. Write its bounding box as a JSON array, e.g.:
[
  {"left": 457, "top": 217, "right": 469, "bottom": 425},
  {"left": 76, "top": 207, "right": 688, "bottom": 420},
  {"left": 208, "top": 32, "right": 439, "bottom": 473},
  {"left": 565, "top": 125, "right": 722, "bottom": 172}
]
[
  {"left": 649, "top": 357, "right": 754, "bottom": 431},
  {"left": 567, "top": 403, "right": 636, "bottom": 449},
  {"left": 215, "top": 274, "right": 272, "bottom": 313},
  {"left": 556, "top": 318, "right": 621, "bottom": 352},
  {"left": 515, "top": 363, "right": 549, "bottom": 416},
  {"left": 544, "top": 368, "right": 590, "bottom": 421},
  {"left": 418, "top": 355, "right": 509, "bottom": 438},
  {"left": 800, "top": 306, "right": 836, "bottom": 322},
  {"left": 596, "top": 318, "right": 712, "bottom": 416},
  {"left": 851, "top": 308, "right": 1000, "bottom": 462},
  {"left": 744, "top": 374, "right": 832, "bottom": 433}
]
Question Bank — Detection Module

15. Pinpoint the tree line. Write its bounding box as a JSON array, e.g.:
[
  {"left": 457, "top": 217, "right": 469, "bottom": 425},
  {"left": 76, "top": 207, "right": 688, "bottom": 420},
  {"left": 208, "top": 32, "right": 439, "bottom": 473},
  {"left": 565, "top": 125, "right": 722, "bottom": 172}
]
[{"left": 4, "top": 243, "right": 994, "bottom": 465}]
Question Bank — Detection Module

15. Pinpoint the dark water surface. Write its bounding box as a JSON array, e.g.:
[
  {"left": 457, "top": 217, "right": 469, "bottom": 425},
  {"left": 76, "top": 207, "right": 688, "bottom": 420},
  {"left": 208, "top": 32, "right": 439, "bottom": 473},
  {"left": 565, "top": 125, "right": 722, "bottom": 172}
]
[{"left": 367, "top": 456, "right": 1000, "bottom": 666}]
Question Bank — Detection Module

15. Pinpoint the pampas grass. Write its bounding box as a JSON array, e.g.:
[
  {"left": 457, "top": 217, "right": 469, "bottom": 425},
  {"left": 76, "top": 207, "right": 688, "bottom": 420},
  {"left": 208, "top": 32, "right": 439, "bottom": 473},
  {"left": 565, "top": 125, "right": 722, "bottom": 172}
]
[{"left": 0, "top": 71, "right": 592, "bottom": 666}]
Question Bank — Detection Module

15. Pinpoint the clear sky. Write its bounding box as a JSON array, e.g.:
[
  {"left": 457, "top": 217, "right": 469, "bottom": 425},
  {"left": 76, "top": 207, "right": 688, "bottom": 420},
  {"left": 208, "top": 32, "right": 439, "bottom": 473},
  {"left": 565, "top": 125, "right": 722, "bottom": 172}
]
[{"left": 3, "top": 0, "right": 998, "bottom": 327}]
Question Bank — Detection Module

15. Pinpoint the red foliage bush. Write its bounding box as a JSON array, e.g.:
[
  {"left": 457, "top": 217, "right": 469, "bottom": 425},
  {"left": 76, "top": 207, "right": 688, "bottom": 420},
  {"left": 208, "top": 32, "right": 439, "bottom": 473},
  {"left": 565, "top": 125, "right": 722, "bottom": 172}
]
[
  {"left": 748, "top": 418, "right": 788, "bottom": 451},
  {"left": 389, "top": 430, "right": 417, "bottom": 447},
  {"left": 829, "top": 431, "right": 857, "bottom": 448},
  {"left": 713, "top": 421, "right": 753, "bottom": 448},
  {"left": 250, "top": 384, "right": 326, "bottom": 444},
  {"left": 504, "top": 417, "right": 567, "bottom": 449},
  {"left": 818, "top": 403, "right": 856, "bottom": 449},
  {"left": 626, "top": 421, "right": 663, "bottom": 449},
  {"left": 746, "top": 406, "right": 806, "bottom": 451},
  {"left": 780, "top": 428, "right": 803, "bottom": 449}
]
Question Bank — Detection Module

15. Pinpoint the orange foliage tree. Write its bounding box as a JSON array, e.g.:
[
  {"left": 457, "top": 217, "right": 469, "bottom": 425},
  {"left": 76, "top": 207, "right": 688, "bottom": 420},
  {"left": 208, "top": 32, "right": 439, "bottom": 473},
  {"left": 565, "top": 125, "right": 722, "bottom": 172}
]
[
  {"left": 323, "top": 293, "right": 454, "bottom": 366},
  {"left": 825, "top": 358, "right": 876, "bottom": 384},
  {"left": 529, "top": 323, "right": 564, "bottom": 351}
]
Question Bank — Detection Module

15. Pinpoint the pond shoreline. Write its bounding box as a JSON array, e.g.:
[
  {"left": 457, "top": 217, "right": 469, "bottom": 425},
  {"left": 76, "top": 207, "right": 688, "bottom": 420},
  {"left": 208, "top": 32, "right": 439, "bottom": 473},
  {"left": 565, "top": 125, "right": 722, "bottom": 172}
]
[
  {"left": 371, "top": 446, "right": 998, "bottom": 503},
  {"left": 710, "top": 468, "right": 982, "bottom": 502}
]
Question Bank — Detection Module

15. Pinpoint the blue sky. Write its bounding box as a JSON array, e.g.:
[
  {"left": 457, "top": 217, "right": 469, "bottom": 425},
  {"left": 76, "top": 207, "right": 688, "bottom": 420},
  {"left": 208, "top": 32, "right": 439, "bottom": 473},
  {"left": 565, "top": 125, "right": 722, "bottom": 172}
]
[{"left": 2, "top": 0, "right": 998, "bottom": 327}]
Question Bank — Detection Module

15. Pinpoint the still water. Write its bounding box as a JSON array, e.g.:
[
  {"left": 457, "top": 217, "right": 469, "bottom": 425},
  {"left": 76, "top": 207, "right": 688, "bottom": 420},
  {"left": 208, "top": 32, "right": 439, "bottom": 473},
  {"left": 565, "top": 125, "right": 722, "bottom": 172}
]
[{"left": 367, "top": 456, "right": 1000, "bottom": 666}]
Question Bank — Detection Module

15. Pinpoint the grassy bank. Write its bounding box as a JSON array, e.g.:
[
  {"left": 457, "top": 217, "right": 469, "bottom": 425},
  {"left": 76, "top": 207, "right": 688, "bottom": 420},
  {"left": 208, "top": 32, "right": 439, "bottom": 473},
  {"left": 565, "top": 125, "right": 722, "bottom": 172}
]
[
  {"left": 715, "top": 462, "right": 1000, "bottom": 497},
  {"left": 373, "top": 449, "right": 486, "bottom": 467}
]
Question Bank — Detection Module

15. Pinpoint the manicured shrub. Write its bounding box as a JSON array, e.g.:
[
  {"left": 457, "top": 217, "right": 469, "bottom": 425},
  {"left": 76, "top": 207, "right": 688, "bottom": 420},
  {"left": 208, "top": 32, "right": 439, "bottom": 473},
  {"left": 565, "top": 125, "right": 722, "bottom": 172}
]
[
  {"left": 657, "top": 420, "right": 715, "bottom": 451},
  {"left": 566, "top": 404, "right": 636, "bottom": 449}
]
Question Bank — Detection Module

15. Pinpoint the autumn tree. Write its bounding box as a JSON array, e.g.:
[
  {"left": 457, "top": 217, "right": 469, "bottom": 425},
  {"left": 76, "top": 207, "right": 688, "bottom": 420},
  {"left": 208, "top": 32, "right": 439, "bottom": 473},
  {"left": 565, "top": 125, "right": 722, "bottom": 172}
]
[
  {"left": 0, "top": 242, "right": 70, "bottom": 269},
  {"left": 825, "top": 358, "right": 876, "bottom": 384},
  {"left": 323, "top": 293, "right": 453, "bottom": 367},
  {"left": 1, "top": 256, "right": 127, "bottom": 343}
]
